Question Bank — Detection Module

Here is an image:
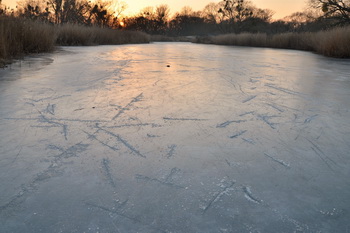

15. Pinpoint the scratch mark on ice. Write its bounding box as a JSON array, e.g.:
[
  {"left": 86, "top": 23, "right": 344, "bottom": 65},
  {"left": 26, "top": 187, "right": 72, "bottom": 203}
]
[
  {"left": 112, "top": 93, "right": 143, "bottom": 120},
  {"left": 202, "top": 181, "right": 235, "bottom": 213},
  {"left": 83, "top": 131, "right": 119, "bottom": 152},
  {"left": 135, "top": 168, "right": 184, "bottom": 189},
  {"left": 243, "top": 186, "right": 261, "bottom": 204},
  {"left": 242, "top": 95, "right": 257, "bottom": 103},
  {"left": 166, "top": 144, "right": 177, "bottom": 159},
  {"left": 96, "top": 126, "right": 146, "bottom": 158},
  {"left": 229, "top": 130, "right": 247, "bottom": 139},
  {"left": 264, "top": 153, "right": 291, "bottom": 169},
  {"left": 102, "top": 158, "right": 116, "bottom": 188},
  {"left": 242, "top": 138, "right": 255, "bottom": 145},
  {"left": 163, "top": 117, "right": 207, "bottom": 121},
  {"left": 304, "top": 114, "right": 318, "bottom": 124},
  {"left": 239, "top": 111, "right": 255, "bottom": 117},
  {"left": 267, "top": 103, "right": 284, "bottom": 113},
  {"left": 307, "top": 138, "right": 338, "bottom": 171},
  {"left": 257, "top": 114, "right": 278, "bottom": 129},
  {"left": 265, "top": 84, "right": 300, "bottom": 96},
  {"left": 216, "top": 120, "right": 246, "bottom": 128}
]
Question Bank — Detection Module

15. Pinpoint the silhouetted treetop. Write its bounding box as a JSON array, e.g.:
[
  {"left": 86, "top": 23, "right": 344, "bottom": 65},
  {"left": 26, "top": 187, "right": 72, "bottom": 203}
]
[{"left": 309, "top": 0, "right": 350, "bottom": 23}]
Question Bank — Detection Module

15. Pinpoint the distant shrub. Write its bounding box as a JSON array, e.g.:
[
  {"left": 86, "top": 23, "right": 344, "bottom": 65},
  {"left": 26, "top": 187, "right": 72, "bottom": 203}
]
[
  {"left": 195, "top": 26, "right": 350, "bottom": 58},
  {"left": 56, "top": 24, "right": 150, "bottom": 46},
  {"left": 211, "top": 33, "right": 267, "bottom": 47},
  {"left": 150, "top": 35, "right": 195, "bottom": 42}
]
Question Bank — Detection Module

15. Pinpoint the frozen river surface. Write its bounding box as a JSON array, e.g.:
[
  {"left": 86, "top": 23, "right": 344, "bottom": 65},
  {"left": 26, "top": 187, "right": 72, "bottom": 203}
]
[{"left": 1, "top": 43, "right": 350, "bottom": 232}]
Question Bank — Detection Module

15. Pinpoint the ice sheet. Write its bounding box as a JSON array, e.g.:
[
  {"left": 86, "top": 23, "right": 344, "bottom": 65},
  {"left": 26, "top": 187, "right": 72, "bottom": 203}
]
[{"left": 1, "top": 43, "right": 350, "bottom": 232}]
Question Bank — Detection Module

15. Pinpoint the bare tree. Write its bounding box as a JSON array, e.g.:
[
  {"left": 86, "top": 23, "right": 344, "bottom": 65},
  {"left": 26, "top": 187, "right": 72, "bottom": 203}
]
[
  {"left": 180, "top": 6, "right": 194, "bottom": 16},
  {"left": 251, "top": 8, "right": 274, "bottom": 22},
  {"left": 88, "top": 0, "right": 124, "bottom": 27},
  {"left": 47, "top": 0, "right": 63, "bottom": 23},
  {"left": 111, "top": 0, "right": 127, "bottom": 20},
  {"left": 139, "top": 6, "right": 155, "bottom": 19},
  {"left": 61, "top": 0, "right": 90, "bottom": 24},
  {"left": 309, "top": 0, "right": 350, "bottom": 22},
  {"left": 283, "top": 11, "right": 320, "bottom": 24},
  {"left": 155, "top": 4, "right": 170, "bottom": 24},
  {"left": 218, "top": 0, "right": 253, "bottom": 23},
  {"left": 154, "top": 4, "right": 170, "bottom": 33},
  {"left": 17, "top": 0, "right": 50, "bottom": 21},
  {"left": 0, "top": 0, "right": 5, "bottom": 15},
  {"left": 202, "top": 2, "right": 223, "bottom": 23}
]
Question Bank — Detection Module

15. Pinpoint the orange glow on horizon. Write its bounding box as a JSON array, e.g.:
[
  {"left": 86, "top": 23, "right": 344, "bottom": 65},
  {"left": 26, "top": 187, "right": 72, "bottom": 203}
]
[{"left": 2, "top": 0, "right": 306, "bottom": 19}]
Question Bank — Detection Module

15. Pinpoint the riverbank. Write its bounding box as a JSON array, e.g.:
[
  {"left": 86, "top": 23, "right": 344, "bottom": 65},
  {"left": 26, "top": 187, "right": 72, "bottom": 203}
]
[
  {"left": 194, "top": 26, "right": 350, "bottom": 58},
  {"left": 1, "top": 16, "right": 349, "bottom": 68},
  {"left": 0, "top": 17, "right": 150, "bottom": 67}
]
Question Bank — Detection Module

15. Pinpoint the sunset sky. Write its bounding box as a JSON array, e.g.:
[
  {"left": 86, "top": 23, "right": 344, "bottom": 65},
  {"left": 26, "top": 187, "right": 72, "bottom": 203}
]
[{"left": 2, "top": 0, "right": 307, "bottom": 19}]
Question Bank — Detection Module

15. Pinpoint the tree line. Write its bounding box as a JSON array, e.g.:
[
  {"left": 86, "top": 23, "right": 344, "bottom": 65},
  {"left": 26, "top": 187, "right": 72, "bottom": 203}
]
[{"left": 1, "top": 0, "right": 349, "bottom": 35}]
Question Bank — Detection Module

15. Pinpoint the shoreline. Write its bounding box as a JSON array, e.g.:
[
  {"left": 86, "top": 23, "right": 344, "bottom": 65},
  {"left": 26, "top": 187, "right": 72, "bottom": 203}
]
[
  {"left": 1, "top": 24, "right": 349, "bottom": 69},
  {"left": 193, "top": 26, "right": 350, "bottom": 59}
]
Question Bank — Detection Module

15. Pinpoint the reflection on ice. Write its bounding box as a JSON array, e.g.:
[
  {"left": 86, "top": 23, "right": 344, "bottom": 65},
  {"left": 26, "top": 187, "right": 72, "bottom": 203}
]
[{"left": 0, "top": 43, "right": 350, "bottom": 232}]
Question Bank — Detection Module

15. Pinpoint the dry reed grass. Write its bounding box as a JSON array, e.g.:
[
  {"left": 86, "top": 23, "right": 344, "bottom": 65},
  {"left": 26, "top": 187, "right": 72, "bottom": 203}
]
[
  {"left": 196, "top": 26, "right": 350, "bottom": 58},
  {"left": 312, "top": 27, "right": 350, "bottom": 58},
  {"left": 0, "top": 17, "right": 150, "bottom": 67},
  {"left": 0, "top": 17, "right": 56, "bottom": 66}
]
